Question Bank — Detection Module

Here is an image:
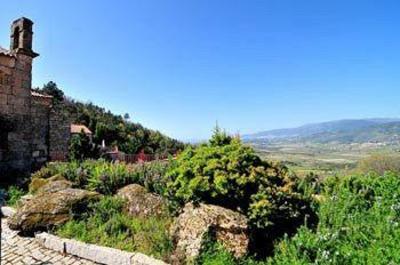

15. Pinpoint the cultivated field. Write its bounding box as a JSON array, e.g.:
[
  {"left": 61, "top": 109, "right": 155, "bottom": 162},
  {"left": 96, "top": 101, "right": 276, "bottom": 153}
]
[{"left": 250, "top": 141, "right": 400, "bottom": 177}]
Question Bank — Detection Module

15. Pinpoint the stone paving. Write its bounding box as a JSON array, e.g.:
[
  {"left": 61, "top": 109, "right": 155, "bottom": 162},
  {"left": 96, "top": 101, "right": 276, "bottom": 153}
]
[{"left": 1, "top": 219, "right": 98, "bottom": 265}]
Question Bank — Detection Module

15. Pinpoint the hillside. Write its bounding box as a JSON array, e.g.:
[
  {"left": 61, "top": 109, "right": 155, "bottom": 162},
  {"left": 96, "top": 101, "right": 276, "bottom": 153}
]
[
  {"left": 243, "top": 118, "right": 400, "bottom": 144},
  {"left": 300, "top": 121, "right": 400, "bottom": 144},
  {"left": 35, "top": 82, "right": 185, "bottom": 156},
  {"left": 244, "top": 118, "right": 400, "bottom": 176}
]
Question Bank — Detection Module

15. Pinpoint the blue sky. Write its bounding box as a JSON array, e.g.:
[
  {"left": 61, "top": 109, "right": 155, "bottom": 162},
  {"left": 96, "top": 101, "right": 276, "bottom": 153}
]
[{"left": 1, "top": 1, "right": 399, "bottom": 141}]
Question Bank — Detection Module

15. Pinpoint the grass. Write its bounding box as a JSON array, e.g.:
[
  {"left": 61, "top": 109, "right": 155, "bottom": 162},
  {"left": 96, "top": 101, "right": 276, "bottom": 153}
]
[
  {"left": 6, "top": 185, "right": 26, "bottom": 206},
  {"left": 196, "top": 242, "right": 237, "bottom": 265},
  {"left": 55, "top": 196, "right": 173, "bottom": 261}
]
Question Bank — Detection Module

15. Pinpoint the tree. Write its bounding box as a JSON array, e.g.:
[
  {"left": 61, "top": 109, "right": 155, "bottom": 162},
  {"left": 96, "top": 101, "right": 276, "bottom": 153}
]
[
  {"left": 41, "top": 81, "right": 64, "bottom": 103},
  {"left": 165, "top": 129, "right": 316, "bottom": 256},
  {"left": 57, "top": 84, "right": 184, "bottom": 156},
  {"left": 69, "top": 131, "right": 99, "bottom": 161},
  {"left": 209, "top": 125, "right": 232, "bottom": 147},
  {"left": 165, "top": 128, "right": 314, "bottom": 230}
]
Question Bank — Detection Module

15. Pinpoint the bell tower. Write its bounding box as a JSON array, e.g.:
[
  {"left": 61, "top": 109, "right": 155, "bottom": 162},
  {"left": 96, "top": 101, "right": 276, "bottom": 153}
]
[{"left": 10, "top": 17, "right": 39, "bottom": 58}]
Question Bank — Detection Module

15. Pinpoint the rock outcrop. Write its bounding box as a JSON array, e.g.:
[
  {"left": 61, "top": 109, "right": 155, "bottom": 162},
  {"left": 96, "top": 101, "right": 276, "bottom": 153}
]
[
  {"left": 115, "top": 184, "right": 167, "bottom": 218},
  {"left": 9, "top": 188, "right": 100, "bottom": 233},
  {"left": 171, "top": 203, "right": 249, "bottom": 264},
  {"left": 29, "top": 174, "right": 68, "bottom": 194},
  {"left": 36, "top": 179, "right": 73, "bottom": 194}
]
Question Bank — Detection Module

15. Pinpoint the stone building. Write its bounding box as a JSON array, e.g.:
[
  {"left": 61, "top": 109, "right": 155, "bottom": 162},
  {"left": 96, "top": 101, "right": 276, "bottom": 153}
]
[{"left": 0, "top": 17, "right": 71, "bottom": 176}]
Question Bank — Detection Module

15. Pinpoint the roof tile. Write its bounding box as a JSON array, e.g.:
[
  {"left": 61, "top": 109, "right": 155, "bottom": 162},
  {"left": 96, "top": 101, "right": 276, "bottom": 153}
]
[
  {"left": 31, "top": 90, "right": 53, "bottom": 99},
  {"left": 71, "top": 124, "right": 92, "bottom": 135}
]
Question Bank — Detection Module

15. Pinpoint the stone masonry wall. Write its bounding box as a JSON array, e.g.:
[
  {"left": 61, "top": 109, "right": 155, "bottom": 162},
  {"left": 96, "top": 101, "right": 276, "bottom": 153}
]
[
  {"left": 31, "top": 97, "right": 51, "bottom": 170},
  {"left": 1, "top": 17, "right": 74, "bottom": 176},
  {"left": 0, "top": 53, "right": 33, "bottom": 175},
  {"left": 49, "top": 103, "right": 72, "bottom": 161}
]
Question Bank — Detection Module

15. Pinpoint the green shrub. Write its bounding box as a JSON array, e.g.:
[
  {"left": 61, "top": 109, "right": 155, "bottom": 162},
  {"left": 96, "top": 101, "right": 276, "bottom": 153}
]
[
  {"left": 200, "top": 172, "right": 400, "bottom": 264},
  {"left": 32, "top": 161, "right": 79, "bottom": 179},
  {"left": 31, "top": 160, "right": 170, "bottom": 195},
  {"left": 267, "top": 172, "right": 400, "bottom": 264},
  {"left": 56, "top": 196, "right": 173, "bottom": 260},
  {"left": 196, "top": 242, "right": 237, "bottom": 265},
  {"left": 6, "top": 186, "right": 26, "bottom": 206},
  {"left": 165, "top": 128, "right": 315, "bottom": 257},
  {"left": 68, "top": 131, "right": 99, "bottom": 161},
  {"left": 166, "top": 129, "right": 313, "bottom": 230}
]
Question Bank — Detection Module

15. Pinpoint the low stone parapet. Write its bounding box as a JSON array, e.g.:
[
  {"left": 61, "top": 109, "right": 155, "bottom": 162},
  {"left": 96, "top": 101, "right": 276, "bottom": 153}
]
[
  {"left": 35, "top": 232, "right": 168, "bottom": 265},
  {"left": 2, "top": 206, "right": 168, "bottom": 265}
]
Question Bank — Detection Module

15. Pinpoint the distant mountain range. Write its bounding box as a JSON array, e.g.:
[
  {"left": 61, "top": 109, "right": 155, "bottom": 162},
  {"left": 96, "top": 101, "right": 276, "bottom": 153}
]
[{"left": 243, "top": 118, "right": 400, "bottom": 144}]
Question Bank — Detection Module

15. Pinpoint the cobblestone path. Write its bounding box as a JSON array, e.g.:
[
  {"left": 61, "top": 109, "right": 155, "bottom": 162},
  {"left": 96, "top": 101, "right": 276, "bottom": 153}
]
[{"left": 1, "top": 219, "right": 98, "bottom": 265}]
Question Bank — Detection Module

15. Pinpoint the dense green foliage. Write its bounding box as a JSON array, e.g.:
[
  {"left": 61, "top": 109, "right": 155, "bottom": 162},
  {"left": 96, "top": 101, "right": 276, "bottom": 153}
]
[
  {"left": 166, "top": 128, "right": 313, "bottom": 229},
  {"left": 165, "top": 128, "right": 315, "bottom": 252},
  {"left": 197, "top": 242, "right": 237, "bottom": 265},
  {"left": 6, "top": 186, "right": 26, "bottom": 206},
  {"left": 68, "top": 99, "right": 184, "bottom": 156},
  {"left": 56, "top": 196, "right": 173, "bottom": 260},
  {"left": 35, "top": 81, "right": 65, "bottom": 103},
  {"left": 267, "top": 172, "right": 400, "bottom": 264},
  {"left": 32, "top": 160, "right": 169, "bottom": 195},
  {"left": 35, "top": 81, "right": 184, "bottom": 156},
  {"left": 68, "top": 131, "right": 99, "bottom": 161},
  {"left": 199, "top": 172, "right": 400, "bottom": 264}
]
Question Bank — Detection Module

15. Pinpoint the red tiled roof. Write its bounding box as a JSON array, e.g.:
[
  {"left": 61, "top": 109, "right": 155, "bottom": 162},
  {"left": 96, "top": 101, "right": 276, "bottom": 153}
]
[
  {"left": 31, "top": 90, "right": 53, "bottom": 99},
  {"left": 71, "top": 124, "right": 92, "bottom": 135},
  {"left": 31, "top": 90, "right": 53, "bottom": 106}
]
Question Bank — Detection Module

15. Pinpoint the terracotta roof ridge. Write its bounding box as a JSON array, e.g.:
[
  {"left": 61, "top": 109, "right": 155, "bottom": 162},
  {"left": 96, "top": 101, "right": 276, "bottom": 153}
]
[
  {"left": 31, "top": 90, "right": 54, "bottom": 98},
  {"left": 70, "top": 124, "right": 92, "bottom": 135}
]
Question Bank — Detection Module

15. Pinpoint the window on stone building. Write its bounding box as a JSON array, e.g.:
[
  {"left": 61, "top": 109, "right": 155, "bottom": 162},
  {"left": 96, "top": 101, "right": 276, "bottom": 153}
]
[
  {"left": 0, "top": 131, "right": 8, "bottom": 151},
  {"left": 13, "top": 27, "right": 20, "bottom": 50}
]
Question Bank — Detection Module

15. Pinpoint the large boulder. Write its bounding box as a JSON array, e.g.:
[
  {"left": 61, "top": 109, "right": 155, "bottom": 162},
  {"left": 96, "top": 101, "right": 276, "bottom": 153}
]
[
  {"left": 171, "top": 203, "right": 249, "bottom": 264},
  {"left": 115, "top": 184, "right": 167, "bottom": 218},
  {"left": 8, "top": 188, "right": 100, "bottom": 233}
]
